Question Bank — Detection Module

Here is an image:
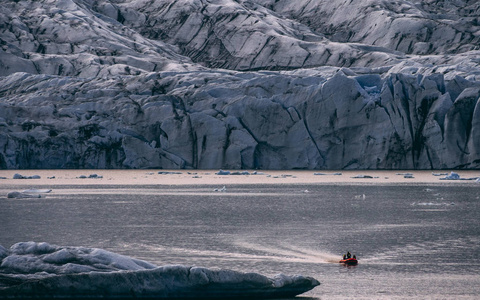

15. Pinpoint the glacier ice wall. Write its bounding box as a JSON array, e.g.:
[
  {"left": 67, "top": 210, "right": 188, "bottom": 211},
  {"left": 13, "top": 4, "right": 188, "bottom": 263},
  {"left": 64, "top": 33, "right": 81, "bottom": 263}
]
[{"left": 0, "top": 0, "right": 479, "bottom": 169}]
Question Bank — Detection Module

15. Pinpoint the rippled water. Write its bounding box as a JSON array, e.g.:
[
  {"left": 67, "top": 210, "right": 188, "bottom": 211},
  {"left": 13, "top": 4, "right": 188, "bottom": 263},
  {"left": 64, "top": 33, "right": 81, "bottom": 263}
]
[{"left": 1, "top": 177, "right": 480, "bottom": 299}]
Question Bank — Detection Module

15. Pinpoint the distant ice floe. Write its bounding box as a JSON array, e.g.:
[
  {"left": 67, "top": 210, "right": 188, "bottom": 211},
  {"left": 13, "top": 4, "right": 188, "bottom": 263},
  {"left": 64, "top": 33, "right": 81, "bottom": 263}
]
[
  {"left": 77, "top": 174, "right": 103, "bottom": 179},
  {"left": 6, "top": 189, "right": 52, "bottom": 199},
  {"left": 394, "top": 172, "right": 414, "bottom": 178},
  {"left": 269, "top": 174, "right": 296, "bottom": 178},
  {"left": 158, "top": 171, "right": 182, "bottom": 175},
  {"left": 12, "top": 174, "right": 40, "bottom": 179},
  {"left": 23, "top": 189, "right": 52, "bottom": 193},
  {"left": 0, "top": 242, "right": 319, "bottom": 299},
  {"left": 432, "top": 173, "right": 449, "bottom": 176},
  {"left": 7, "top": 192, "right": 41, "bottom": 199},
  {"left": 440, "top": 172, "right": 479, "bottom": 181},
  {"left": 412, "top": 202, "right": 455, "bottom": 207},
  {"left": 215, "top": 170, "right": 266, "bottom": 176},
  {"left": 314, "top": 172, "right": 342, "bottom": 176},
  {"left": 351, "top": 175, "right": 373, "bottom": 179}
]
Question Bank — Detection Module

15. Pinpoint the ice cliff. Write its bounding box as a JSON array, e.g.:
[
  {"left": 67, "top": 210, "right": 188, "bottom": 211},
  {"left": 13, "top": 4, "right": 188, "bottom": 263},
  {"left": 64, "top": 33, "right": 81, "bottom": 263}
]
[
  {"left": 0, "top": 242, "right": 319, "bottom": 299},
  {"left": 1, "top": 0, "right": 480, "bottom": 169}
]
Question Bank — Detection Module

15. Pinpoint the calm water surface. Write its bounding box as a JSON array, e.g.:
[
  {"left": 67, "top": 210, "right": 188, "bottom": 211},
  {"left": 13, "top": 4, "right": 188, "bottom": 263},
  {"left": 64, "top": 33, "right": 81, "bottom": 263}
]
[{"left": 1, "top": 181, "right": 480, "bottom": 299}]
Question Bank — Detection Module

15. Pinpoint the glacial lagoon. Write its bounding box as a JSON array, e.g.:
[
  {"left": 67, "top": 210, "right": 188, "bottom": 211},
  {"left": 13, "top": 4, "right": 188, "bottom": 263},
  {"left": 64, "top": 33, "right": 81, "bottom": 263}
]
[{"left": 1, "top": 170, "right": 480, "bottom": 299}]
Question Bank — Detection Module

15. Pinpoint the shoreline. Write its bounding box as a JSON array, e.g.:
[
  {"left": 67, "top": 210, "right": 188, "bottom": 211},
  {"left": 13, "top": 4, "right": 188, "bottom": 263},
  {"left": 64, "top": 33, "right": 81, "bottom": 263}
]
[{"left": 1, "top": 169, "right": 480, "bottom": 186}]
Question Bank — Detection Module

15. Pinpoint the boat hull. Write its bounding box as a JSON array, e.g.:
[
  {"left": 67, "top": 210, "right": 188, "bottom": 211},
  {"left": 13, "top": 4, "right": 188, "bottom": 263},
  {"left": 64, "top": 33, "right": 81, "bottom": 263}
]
[{"left": 339, "top": 258, "right": 358, "bottom": 265}]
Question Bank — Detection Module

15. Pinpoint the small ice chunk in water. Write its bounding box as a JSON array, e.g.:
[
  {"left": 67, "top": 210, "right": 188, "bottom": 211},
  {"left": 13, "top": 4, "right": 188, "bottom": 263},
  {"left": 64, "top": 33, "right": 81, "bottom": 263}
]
[
  {"left": 23, "top": 189, "right": 52, "bottom": 193},
  {"left": 214, "top": 186, "right": 226, "bottom": 192},
  {"left": 7, "top": 191, "right": 42, "bottom": 198}
]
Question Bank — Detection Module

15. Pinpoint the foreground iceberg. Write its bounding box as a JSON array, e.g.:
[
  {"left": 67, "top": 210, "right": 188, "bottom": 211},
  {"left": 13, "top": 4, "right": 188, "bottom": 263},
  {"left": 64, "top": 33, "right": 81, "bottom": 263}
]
[{"left": 0, "top": 242, "right": 319, "bottom": 299}]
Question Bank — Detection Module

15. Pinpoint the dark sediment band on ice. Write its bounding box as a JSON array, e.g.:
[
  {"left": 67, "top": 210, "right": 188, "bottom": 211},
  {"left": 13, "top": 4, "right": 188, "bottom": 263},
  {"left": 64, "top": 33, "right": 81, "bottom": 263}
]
[{"left": 0, "top": 242, "right": 319, "bottom": 299}]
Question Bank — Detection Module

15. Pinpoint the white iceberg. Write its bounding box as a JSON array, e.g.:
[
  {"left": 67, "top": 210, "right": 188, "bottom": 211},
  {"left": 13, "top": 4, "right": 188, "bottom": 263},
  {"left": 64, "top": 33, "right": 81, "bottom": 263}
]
[{"left": 0, "top": 242, "right": 319, "bottom": 299}]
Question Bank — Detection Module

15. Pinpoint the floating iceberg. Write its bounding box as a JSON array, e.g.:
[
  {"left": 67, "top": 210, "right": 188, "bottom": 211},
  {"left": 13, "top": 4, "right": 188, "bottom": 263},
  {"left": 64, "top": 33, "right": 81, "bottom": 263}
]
[
  {"left": 0, "top": 242, "right": 319, "bottom": 299},
  {"left": 23, "top": 189, "right": 52, "bottom": 193},
  {"left": 6, "top": 192, "right": 42, "bottom": 199}
]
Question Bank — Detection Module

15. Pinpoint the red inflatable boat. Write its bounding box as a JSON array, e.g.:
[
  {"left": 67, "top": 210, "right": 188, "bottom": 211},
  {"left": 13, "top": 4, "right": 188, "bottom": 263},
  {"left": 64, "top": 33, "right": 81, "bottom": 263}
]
[{"left": 339, "top": 258, "right": 358, "bottom": 265}]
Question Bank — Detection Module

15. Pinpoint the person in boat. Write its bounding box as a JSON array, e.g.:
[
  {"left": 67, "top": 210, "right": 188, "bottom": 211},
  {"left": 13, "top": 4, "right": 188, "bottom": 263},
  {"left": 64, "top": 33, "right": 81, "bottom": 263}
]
[
  {"left": 353, "top": 255, "right": 356, "bottom": 259},
  {"left": 343, "top": 254, "right": 346, "bottom": 259},
  {"left": 346, "top": 251, "right": 351, "bottom": 259}
]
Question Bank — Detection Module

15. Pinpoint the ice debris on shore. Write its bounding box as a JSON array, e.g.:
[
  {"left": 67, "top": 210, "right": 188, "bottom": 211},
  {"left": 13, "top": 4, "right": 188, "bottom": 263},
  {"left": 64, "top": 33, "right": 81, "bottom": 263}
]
[
  {"left": 12, "top": 174, "right": 41, "bottom": 179},
  {"left": 158, "top": 171, "right": 183, "bottom": 175},
  {"left": 0, "top": 242, "right": 319, "bottom": 299},
  {"left": 351, "top": 175, "right": 373, "bottom": 179},
  {"left": 77, "top": 174, "right": 103, "bottom": 179},
  {"left": 215, "top": 170, "right": 265, "bottom": 176},
  {"left": 440, "top": 172, "right": 479, "bottom": 181},
  {"left": 314, "top": 172, "right": 342, "bottom": 176}
]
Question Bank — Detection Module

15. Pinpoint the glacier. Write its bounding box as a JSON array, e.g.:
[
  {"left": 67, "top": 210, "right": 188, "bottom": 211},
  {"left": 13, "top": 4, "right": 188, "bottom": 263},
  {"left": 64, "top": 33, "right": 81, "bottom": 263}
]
[
  {"left": 0, "top": 0, "right": 480, "bottom": 169},
  {"left": 0, "top": 242, "right": 320, "bottom": 299}
]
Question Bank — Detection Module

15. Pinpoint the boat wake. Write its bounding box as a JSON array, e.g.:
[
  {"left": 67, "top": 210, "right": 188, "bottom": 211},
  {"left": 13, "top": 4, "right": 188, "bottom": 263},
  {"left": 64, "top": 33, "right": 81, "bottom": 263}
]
[{"left": 233, "top": 240, "right": 340, "bottom": 264}]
